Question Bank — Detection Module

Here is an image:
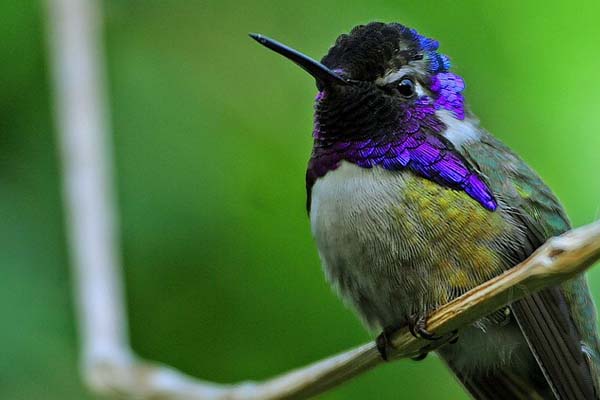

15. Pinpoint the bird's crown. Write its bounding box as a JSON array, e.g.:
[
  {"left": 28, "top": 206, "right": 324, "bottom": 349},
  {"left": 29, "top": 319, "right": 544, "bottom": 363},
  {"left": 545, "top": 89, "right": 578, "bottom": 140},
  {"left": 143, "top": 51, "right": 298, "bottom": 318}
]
[{"left": 321, "top": 22, "right": 451, "bottom": 82}]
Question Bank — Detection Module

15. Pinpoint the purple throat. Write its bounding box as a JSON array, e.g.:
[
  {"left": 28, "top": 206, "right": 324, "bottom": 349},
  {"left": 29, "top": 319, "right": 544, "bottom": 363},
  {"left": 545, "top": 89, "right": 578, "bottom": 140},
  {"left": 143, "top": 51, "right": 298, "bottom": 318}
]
[{"left": 307, "top": 71, "right": 497, "bottom": 212}]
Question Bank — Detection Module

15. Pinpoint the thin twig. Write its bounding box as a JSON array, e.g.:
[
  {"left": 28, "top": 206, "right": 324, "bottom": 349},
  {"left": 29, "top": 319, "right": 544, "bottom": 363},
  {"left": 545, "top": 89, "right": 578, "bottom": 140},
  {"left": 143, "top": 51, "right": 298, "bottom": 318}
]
[
  {"left": 45, "top": 0, "right": 600, "bottom": 399},
  {"left": 45, "top": 0, "right": 135, "bottom": 390}
]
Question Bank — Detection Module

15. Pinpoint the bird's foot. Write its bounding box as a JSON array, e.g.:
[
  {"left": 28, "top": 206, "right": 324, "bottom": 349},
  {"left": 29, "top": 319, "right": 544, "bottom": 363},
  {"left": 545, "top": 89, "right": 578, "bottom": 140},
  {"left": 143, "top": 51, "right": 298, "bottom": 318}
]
[
  {"left": 408, "top": 313, "right": 459, "bottom": 360},
  {"left": 376, "top": 324, "right": 402, "bottom": 361},
  {"left": 408, "top": 313, "right": 440, "bottom": 340},
  {"left": 376, "top": 316, "right": 459, "bottom": 362},
  {"left": 449, "top": 333, "right": 459, "bottom": 344}
]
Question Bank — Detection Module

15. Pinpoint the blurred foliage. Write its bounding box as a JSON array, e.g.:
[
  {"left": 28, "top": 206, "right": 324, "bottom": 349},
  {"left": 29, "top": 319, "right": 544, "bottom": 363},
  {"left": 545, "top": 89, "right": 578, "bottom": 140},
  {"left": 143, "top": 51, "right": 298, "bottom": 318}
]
[{"left": 2, "top": 1, "right": 600, "bottom": 399}]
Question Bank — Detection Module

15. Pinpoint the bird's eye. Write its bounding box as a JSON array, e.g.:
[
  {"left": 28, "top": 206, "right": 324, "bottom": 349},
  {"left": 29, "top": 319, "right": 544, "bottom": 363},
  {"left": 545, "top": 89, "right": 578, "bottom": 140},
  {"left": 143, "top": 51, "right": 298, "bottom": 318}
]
[{"left": 397, "top": 78, "right": 415, "bottom": 98}]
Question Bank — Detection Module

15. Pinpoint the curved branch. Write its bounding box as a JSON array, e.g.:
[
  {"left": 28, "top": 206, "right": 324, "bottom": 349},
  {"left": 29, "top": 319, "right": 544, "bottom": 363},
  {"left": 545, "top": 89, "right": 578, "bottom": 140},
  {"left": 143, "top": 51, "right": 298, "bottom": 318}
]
[
  {"left": 98, "top": 219, "right": 600, "bottom": 400},
  {"left": 90, "top": 220, "right": 600, "bottom": 400},
  {"left": 45, "top": 0, "right": 600, "bottom": 399}
]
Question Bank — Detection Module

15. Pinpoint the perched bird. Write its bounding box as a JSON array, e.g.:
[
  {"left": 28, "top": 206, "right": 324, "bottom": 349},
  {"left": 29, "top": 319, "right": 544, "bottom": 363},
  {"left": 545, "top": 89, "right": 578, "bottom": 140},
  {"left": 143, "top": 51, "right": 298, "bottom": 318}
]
[{"left": 250, "top": 22, "right": 600, "bottom": 399}]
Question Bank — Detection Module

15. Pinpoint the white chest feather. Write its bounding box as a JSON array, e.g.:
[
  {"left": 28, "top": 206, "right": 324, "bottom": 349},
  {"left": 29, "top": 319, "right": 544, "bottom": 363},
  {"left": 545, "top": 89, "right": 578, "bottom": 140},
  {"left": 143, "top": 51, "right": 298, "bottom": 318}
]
[
  {"left": 310, "top": 161, "right": 405, "bottom": 236},
  {"left": 309, "top": 162, "right": 415, "bottom": 327}
]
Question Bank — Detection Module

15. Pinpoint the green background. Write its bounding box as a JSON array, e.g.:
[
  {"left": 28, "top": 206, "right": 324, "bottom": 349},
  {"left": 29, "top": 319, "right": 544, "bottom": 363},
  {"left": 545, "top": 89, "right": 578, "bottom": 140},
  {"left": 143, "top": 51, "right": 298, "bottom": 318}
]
[{"left": 3, "top": 1, "right": 600, "bottom": 399}]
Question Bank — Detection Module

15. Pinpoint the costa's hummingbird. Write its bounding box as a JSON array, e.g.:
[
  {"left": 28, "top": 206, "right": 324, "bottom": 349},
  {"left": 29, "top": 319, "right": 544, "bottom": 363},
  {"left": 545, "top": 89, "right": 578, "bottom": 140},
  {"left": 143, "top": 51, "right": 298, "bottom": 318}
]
[{"left": 250, "top": 22, "right": 600, "bottom": 399}]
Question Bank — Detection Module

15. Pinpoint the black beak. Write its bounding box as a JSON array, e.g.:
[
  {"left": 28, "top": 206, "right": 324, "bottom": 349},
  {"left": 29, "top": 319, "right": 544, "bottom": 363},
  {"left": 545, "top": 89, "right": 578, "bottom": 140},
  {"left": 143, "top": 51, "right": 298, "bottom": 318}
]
[{"left": 249, "top": 33, "right": 349, "bottom": 87}]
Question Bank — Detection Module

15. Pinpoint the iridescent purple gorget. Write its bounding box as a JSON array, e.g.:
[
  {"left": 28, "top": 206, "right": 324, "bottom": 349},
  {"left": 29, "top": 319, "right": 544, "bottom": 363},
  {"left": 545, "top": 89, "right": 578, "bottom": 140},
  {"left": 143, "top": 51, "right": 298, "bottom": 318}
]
[{"left": 307, "top": 27, "right": 497, "bottom": 211}]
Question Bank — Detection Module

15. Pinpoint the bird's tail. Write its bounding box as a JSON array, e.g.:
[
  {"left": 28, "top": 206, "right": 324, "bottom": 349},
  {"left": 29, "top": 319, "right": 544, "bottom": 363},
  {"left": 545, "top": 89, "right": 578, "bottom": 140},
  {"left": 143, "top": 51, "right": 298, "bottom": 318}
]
[{"left": 442, "top": 356, "right": 551, "bottom": 400}]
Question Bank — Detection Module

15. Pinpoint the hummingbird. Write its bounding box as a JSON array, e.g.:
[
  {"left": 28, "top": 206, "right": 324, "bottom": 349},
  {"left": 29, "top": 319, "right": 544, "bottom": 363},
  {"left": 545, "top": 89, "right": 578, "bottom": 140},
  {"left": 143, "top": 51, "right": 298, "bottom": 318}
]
[{"left": 250, "top": 22, "right": 600, "bottom": 399}]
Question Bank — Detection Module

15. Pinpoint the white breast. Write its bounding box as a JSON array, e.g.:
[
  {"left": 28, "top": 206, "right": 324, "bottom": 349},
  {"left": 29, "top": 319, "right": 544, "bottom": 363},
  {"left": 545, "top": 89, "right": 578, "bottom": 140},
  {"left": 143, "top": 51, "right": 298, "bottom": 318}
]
[
  {"left": 309, "top": 162, "right": 416, "bottom": 327},
  {"left": 310, "top": 161, "right": 407, "bottom": 241},
  {"left": 310, "top": 161, "right": 532, "bottom": 373}
]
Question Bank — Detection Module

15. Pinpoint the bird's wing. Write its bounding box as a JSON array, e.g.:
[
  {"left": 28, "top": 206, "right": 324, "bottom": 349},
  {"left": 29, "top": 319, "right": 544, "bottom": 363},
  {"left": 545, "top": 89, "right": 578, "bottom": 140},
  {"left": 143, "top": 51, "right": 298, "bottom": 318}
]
[
  {"left": 461, "top": 132, "right": 599, "bottom": 399},
  {"left": 511, "top": 289, "right": 596, "bottom": 399}
]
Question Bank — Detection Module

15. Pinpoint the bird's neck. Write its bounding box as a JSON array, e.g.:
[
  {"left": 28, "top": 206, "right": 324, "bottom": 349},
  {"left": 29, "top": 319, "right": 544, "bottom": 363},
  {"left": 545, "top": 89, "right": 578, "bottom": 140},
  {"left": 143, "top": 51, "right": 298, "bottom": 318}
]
[{"left": 307, "top": 107, "right": 496, "bottom": 212}]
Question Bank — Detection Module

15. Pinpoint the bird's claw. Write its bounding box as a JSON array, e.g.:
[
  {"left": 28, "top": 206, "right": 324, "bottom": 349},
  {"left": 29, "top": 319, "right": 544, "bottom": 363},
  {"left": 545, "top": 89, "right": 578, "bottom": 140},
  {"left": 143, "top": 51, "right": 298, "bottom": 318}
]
[
  {"left": 408, "top": 313, "right": 441, "bottom": 340},
  {"left": 449, "top": 332, "right": 459, "bottom": 344},
  {"left": 376, "top": 316, "right": 459, "bottom": 362},
  {"left": 408, "top": 313, "right": 459, "bottom": 360},
  {"left": 411, "top": 352, "right": 428, "bottom": 361},
  {"left": 376, "top": 324, "right": 402, "bottom": 361}
]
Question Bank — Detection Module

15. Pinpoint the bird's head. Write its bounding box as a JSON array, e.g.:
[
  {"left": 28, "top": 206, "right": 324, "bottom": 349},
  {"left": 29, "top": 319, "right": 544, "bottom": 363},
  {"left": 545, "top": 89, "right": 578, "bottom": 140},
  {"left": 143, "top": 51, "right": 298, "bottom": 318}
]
[
  {"left": 251, "top": 22, "right": 496, "bottom": 212},
  {"left": 251, "top": 22, "right": 466, "bottom": 142}
]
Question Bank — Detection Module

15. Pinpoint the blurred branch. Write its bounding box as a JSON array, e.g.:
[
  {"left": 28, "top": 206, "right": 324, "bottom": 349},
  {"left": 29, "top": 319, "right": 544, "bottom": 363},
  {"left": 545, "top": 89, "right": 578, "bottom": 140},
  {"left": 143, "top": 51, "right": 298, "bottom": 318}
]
[
  {"left": 45, "top": 0, "right": 135, "bottom": 388},
  {"left": 45, "top": 0, "right": 600, "bottom": 399}
]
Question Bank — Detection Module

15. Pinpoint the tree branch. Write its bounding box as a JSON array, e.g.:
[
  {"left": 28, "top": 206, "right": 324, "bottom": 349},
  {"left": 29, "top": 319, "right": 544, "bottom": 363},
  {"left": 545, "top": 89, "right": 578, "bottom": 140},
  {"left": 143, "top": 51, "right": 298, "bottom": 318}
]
[{"left": 45, "top": 0, "right": 600, "bottom": 399}]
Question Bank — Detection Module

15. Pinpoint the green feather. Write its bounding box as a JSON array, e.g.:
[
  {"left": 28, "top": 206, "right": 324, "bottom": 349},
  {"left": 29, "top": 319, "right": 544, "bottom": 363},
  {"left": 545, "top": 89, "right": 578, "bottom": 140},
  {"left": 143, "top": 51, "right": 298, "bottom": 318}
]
[{"left": 461, "top": 130, "right": 600, "bottom": 393}]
